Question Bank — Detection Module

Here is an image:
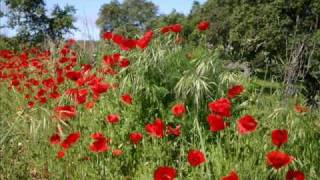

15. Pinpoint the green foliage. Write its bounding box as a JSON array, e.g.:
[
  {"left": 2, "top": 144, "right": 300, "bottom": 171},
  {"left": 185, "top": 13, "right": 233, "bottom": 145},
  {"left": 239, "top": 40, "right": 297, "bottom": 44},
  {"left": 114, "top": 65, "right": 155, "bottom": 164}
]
[
  {"left": 4, "top": 0, "right": 76, "bottom": 44},
  {"left": 96, "top": 0, "right": 158, "bottom": 35}
]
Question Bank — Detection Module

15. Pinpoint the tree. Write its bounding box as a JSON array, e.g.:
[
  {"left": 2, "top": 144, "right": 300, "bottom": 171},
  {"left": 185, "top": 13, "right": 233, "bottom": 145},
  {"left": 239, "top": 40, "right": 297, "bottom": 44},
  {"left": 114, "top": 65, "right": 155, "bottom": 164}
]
[
  {"left": 96, "top": 0, "right": 158, "bottom": 35},
  {"left": 4, "top": 0, "right": 76, "bottom": 44}
]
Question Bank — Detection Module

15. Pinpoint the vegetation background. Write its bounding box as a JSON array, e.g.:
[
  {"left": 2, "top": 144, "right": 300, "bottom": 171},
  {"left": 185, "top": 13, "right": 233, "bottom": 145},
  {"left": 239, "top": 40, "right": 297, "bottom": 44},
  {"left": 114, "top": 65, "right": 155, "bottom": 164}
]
[{"left": 0, "top": 0, "right": 319, "bottom": 179}]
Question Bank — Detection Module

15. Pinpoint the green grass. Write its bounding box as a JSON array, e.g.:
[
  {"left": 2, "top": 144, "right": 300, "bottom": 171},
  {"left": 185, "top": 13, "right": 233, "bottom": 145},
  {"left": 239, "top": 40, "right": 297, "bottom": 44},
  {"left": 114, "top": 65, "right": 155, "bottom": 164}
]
[{"left": 0, "top": 35, "right": 319, "bottom": 179}]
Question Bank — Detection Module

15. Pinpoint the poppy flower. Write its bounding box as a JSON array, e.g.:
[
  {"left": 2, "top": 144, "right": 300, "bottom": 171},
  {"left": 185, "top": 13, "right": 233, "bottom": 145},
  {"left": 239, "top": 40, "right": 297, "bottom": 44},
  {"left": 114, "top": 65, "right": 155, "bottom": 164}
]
[
  {"left": 85, "top": 102, "right": 95, "bottom": 109},
  {"left": 197, "top": 21, "right": 210, "bottom": 31},
  {"left": 154, "top": 166, "right": 177, "bottom": 180},
  {"left": 166, "top": 125, "right": 181, "bottom": 137},
  {"left": 208, "top": 98, "right": 232, "bottom": 117},
  {"left": 61, "top": 131, "right": 81, "bottom": 149},
  {"left": 237, "top": 115, "right": 258, "bottom": 134},
  {"left": 120, "top": 39, "right": 137, "bottom": 51},
  {"left": 121, "top": 93, "right": 133, "bottom": 105},
  {"left": 171, "top": 103, "right": 186, "bottom": 117},
  {"left": 160, "top": 26, "right": 171, "bottom": 34},
  {"left": 103, "top": 32, "right": 113, "bottom": 40},
  {"left": 66, "top": 71, "right": 82, "bottom": 81},
  {"left": 271, "top": 129, "right": 288, "bottom": 147},
  {"left": 222, "top": 171, "right": 239, "bottom": 180},
  {"left": 89, "top": 133, "right": 110, "bottom": 153},
  {"left": 286, "top": 170, "right": 305, "bottom": 180},
  {"left": 54, "top": 105, "right": 77, "bottom": 120},
  {"left": 28, "top": 101, "right": 35, "bottom": 108},
  {"left": 207, "top": 114, "right": 226, "bottom": 132},
  {"left": 146, "top": 118, "right": 165, "bottom": 138},
  {"left": 90, "top": 138, "right": 109, "bottom": 153},
  {"left": 50, "top": 133, "right": 61, "bottom": 145},
  {"left": 106, "top": 114, "right": 120, "bottom": 124},
  {"left": 57, "top": 150, "right": 65, "bottom": 159},
  {"left": 227, "top": 85, "right": 244, "bottom": 99},
  {"left": 266, "top": 151, "right": 294, "bottom": 169},
  {"left": 129, "top": 132, "right": 143, "bottom": 144},
  {"left": 112, "top": 149, "right": 123, "bottom": 157},
  {"left": 112, "top": 34, "right": 124, "bottom": 45},
  {"left": 119, "top": 59, "right": 130, "bottom": 68},
  {"left": 170, "top": 24, "right": 183, "bottom": 33},
  {"left": 76, "top": 89, "right": 88, "bottom": 104},
  {"left": 91, "top": 81, "right": 110, "bottom": 97},
  {"left": 187, "top": 150, "right": 206, "bottom": 167}
]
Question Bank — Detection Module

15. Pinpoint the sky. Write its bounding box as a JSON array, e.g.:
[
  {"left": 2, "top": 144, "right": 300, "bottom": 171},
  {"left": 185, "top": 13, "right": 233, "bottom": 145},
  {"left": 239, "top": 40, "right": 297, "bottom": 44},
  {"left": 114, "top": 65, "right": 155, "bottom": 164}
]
[{"left": 1, "top": 0, "right": 206, "bottom": 40}]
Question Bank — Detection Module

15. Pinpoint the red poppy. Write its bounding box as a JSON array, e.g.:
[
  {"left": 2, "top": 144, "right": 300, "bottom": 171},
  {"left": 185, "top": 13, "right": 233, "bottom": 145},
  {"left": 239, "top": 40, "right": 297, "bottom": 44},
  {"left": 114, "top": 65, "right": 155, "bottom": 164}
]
[
  {"left": 57, "top": 150, "right": 65, "bottom": 159},
  {"left": 207, "top": 114, "right": 226, "bottom": 132},
  {"left": 85, "top": 102, "right": 95, "bottom": 109},
  {"left": 160, "top": 26, "right": 171, "bottom": 34},
  {"left": 166, "top": 125, "right": 181, "bottom": 137},
  {"left": 170, "top": 24, "right": 183, "bottom": 33},
  {"left": 103, "top": 32, "right": 113, "bottom": 40},
  {"left": 28, "top": 101, "right": 35, "bottom": 108},
  {"left": 129, "top": 132, "right": 143, "bottom": 144},
  {"left": 89, "top": 133, "right": 110, "bottom": 153},
  {"left": 119, "top": 59, "right": 130, "bottom": 68},
  {"left": 286, "top": 170, "right": 305, "bottom": 180},
  {"left": 112, "top": 34, "right": 124, "bottom": 45},
  {"left": 61, "top": 131, "right": 81, "bottom": 149},
  {"left": 112, "top": 149, "right": 123, "bottom": 157},
  {"left": 197, "top": 21, "right": 210, "bottom": 31},
  {"left": 221, "top": 171, "right": 239, "bottom": 180},
  {"left": 208, "top": 98, "right": 232, "bottom": 117},
  {"left": 54, "top": 105, "right": 77, "bottom": 120},
  {"left": 136, "top": 30, "right": 153, "bottom": 49},
  {"left": 227, "top": 85, "right": 244, "bottom": 99},
  {"left": 90, "top": 138, "right": 109, "bottom": 153},
  {"left": 271, "top": 129, "right": 288, "bottom": 147},
  {"left": 146, "top": 118, "right": 165, "bottom": 138},
  {"left": 120, "top": 39, "right": 137, "bottom": 51},
  {"left": 91, "top": 81, "right": 110, "bottom": 97},
  {"left": 266, "top": 151, "right": 294, "bottom": 169},
  {"left": 237, "top": 115, "right": 258, "bottom": 134},
  {"left": 154, "top": 166, "right": 177, "bottom": 180},
  {"left": 121, "top": 93, "right": 133, "bottom": 104},
  {"left": 171, "top": 103, "right": 186, "bottom": 117},
  {"left": 50, "top": 133, "right": 61, "bottom": 145},
  {"left": 106, "top": 114, "right": 120, "bottom": 124},
  {"left": 76, "top": 89, "right": 88, "bottom": 104},
  {"left": 66, "top": 71, "right": 82, "bottom": 81},
  {"left": 187, "top": 150, "right": 206, "bottom": 167}
]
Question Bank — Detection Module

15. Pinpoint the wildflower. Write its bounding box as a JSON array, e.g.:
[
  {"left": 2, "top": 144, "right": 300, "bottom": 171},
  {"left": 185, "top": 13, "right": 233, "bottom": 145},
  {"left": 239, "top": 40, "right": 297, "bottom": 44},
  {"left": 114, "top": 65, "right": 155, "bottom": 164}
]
[
  {"left": 266, "top": 151, "right": 294, "bottom": 169},
  {"left": 237, "top": 115, "right": 258, "bottom": 134},
  {"left": 271, "top": 129, "right": 288, "bottom": 147},
  {"left": 154, "top": 166, "right": 177, "bottom": 180},
  {"left": 286, "top": 170, "right": 305, "bottom": 180},
  {"left": 61, "top": 131, "right": 80, "bottom": 149},
  {"left": 171, "top": 103, "right": 186, "bottom": 117},
  {"left": 129, "top": 132, "right": 143, "bottom": 144},
  {"left": 197, "top": 21, "right": 210, "bottom": 31},
  {"left": 54, "top": 105, "right": 77, "bottom": 120},
  {"left": 227, "top": 85, "right": 244, "bottom": 99},
  {"left": 106, "top": 114, "right": 120, "bottom": 124},
  {"left": 207, "top": 114, "right": 226, "bottom": 132},
  {"left": 221, "top": 171, "right": 239, "bottom": 180},
  {"left": 145, "top": 118, "right": 165, "bottom": 138},
  {"left": 208, "top": 98, "right": 232, "bottom": 117},
  {"left": 166, "top": 125, "right": 181, "bottom": 137},
  {"left": 121, "top": 93, "right": 133, "bottom": 105},
  {"left": 187, "top": 150, "right": 206, "bottom": 167},
  {"left": 50, "top": 133, "right": 61, "bottom": 145}
]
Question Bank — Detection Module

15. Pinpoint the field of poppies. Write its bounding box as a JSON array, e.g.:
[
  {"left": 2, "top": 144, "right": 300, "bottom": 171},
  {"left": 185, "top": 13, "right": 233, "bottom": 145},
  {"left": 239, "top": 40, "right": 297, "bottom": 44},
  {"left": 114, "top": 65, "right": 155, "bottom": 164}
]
[{"left": 0, "top": 22, "right": 319, "bottom": 180}]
